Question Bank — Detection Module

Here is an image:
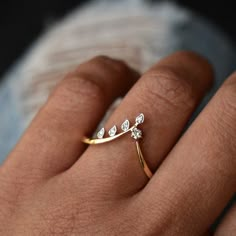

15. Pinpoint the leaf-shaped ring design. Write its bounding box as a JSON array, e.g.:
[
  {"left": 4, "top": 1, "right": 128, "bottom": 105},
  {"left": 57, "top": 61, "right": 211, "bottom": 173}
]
[{"left": 82, "top": 113, "right": 153, "bottom": 179}]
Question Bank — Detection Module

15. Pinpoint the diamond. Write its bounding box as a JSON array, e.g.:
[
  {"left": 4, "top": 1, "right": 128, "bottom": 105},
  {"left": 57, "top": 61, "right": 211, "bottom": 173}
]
[
  {"left": 135, "top": 113, "right": 144, "bottom": 124},
  {"left": 121, "top": 119, "right": 130, "bottom": 131},
  {"left": 131, "top": 127, "right": 142, "bottom": 140},
  {"left": 108, "top": 125, "right": 117, "bottom": 137},
  {"left": 97, "top": 128, "right": 105, "bottom": 139}
]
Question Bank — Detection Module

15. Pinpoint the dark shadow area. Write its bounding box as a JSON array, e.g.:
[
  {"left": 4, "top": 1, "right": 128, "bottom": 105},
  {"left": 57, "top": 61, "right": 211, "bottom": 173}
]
[
  {"left": 176, "top": 0, "right": 236, "bottom": 40},
  {"left": 0, "top": 0, "right": 87, "bottom": 78},
  {"left": 0, "top": 0, "right": 235, "bottom": 78}
]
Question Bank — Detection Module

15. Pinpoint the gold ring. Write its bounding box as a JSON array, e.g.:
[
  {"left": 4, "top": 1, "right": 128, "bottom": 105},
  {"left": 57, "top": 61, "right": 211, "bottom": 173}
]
[{"left": 82, "top": 113, "right": 153, "bottom": 179}]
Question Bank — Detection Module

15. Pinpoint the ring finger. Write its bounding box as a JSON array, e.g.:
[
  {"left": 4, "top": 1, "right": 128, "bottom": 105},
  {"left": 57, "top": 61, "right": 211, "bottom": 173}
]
[{"left": 72, "top": 51, "right": 214, "bottom": 196}]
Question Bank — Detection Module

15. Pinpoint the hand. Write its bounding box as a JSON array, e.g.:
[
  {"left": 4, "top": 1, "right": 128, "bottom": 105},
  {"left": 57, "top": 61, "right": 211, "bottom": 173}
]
[{"left": 0, "top": 52, "right": 235, "bottom": 235}]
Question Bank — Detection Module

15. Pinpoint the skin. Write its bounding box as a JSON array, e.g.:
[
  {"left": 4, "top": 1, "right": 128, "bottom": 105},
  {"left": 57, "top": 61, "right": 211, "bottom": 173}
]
[{"left": 0, "top": 51, "right": 235, "bottom": 235}]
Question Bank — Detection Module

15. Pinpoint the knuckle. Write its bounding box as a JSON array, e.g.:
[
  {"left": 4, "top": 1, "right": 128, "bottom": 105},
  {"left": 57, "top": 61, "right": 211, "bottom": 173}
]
[
  {"left": 90, "top": 55, "right": 129, "bottom": 75},
  {"left": 141, "top": 67, "right": 195, "bottom": 111},
  {"left": 109, "top": 59, "right": 130, "bottom": 74},
  {"left": 51, "top": 74, "right": 104, "bottom": 109},
  {"left": 90, "top": 55, "right": 112, "bottom": 66},
  {"left": 51, "top": 55, "right": 128, "bottom": 109}
]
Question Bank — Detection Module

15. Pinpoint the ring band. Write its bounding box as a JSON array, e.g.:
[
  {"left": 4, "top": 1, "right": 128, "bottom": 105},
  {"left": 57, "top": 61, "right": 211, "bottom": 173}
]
[{"left": 82, "top": 113, "right": 153, "bottom": 179}]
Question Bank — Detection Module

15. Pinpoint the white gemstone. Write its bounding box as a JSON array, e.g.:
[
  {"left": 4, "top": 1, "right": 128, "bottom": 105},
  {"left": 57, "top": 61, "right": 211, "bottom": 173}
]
[
  {"left": 135, "top": 113, "right": 144, "bottom": 124},
  {"left": 121, "top": 119, "right": 130, "bottom": 131},
  {"left": 97, "top": 128, "right": 105, "bottom": 139},
  {"left": 131, "top": 128, "right": 142, "bottom": 140},
  {"left": 108, "top": 125, "right": 117, "bottom": 137}
]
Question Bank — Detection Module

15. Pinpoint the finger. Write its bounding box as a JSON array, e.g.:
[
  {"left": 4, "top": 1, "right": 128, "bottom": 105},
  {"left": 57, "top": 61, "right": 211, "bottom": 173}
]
[
  {"left": 140, "top": 73, "right": 236, "bottom": 235},
  {"left": 72, "top": 51, "right": 213, "bottom": 196},
  {"left": 3, "top": 56, "right": 139, "bottom": 180},
  {"left": 215, "top": 202, "right": 236, "bottom": 236}
]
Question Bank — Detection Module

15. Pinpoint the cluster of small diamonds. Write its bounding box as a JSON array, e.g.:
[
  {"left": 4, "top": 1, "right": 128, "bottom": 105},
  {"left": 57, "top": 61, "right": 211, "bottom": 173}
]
[{"left": 96, "top": 113, "right": 144, "bottom": 140}]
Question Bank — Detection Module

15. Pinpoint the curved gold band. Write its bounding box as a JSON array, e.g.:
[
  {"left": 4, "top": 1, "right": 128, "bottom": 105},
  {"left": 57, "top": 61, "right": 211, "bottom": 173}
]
[
  {"left": 135, "top": 141, "right": 153, "bottom": 179},
  {"left": 82, "top": 114, "right": 153, "bottom": 179},
  {"left": 82, "top": 135, "right": 153, "bottom": 179}
]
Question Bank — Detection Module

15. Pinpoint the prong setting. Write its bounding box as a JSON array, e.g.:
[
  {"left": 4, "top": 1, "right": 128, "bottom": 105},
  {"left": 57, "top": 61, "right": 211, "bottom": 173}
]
[
  {"left": 95, "top": 114, "right": 144, "bottom": 140},
  {"left": 131, "top": 127, "right": 142, "bottom": 140}
]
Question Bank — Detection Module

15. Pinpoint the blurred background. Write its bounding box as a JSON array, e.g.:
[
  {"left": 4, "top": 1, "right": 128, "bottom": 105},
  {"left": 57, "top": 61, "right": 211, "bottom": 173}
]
[{"left": 0, "top": 0, "right": 235, "bottom": 79}]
